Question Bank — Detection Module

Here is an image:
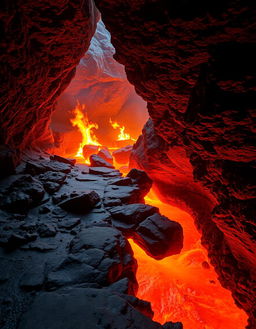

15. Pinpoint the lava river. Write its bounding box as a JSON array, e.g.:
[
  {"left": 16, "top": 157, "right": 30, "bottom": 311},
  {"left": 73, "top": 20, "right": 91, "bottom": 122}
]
[{"left": 129, "top": 190, "right": 248, "bottom": 329}]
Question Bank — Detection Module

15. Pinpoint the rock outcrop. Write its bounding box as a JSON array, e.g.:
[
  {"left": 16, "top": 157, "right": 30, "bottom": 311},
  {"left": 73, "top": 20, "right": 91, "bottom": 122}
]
[
  {"left": 95, "top": 1, "right": 256, "bottom": 327},
  {"left": 0, "top": 153, "right": 183, "bottom": 329},
  {"left": 0, "top": 0, "right": 98, "bottom": 161}
]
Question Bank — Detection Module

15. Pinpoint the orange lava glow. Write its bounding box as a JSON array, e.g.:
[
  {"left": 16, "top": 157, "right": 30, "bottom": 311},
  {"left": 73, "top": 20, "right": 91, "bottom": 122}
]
[
  {"left": 110, "top": 118, "right": 136, "bottom": 142},
  {"left": 70, "top": 102, "right": 101, "bottom": 163},
  {"left": 129, "top": 190, "right": 248, "bottom": 329}
]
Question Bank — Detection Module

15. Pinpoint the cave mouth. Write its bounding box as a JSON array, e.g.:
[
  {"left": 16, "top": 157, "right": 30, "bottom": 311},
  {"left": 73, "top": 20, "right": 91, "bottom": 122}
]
[
  {"left": 49, "top": 19, "right": 148, "bottom": 171},
  {"left": 46, "top": 18, "right": 248, "bottom": 329}
]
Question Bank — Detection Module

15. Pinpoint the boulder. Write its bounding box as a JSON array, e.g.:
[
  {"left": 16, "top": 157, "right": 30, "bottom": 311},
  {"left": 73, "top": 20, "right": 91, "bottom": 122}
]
[
  {"left": 134, "top": 213, "right": 183, "bottom": 260},
  {"left": 89, "top": 166, "right": 121, "bottom": 177},
  {"left": 109, "top": 204, "right": 159, "bottom": 234},
  {"left": 113, "top": 145, "right": 133, "bottom": 164},
  {"left": 0, "top": 175, "right": 45, "bottom": 213},
  {"left": 50, "top": 155, "right": 76, "bottom": 166},
  {"left": 97, "top": 147, "right": 113, "bottom": 164},
  {"left": 127, "top": 168, "right": 152, "bottom": 196},
  {"left": 58, "top": 191, "right": 100, "bottom": 214},
  {"left": 90, "top": 154, "right": 114, "bottom": 168}
]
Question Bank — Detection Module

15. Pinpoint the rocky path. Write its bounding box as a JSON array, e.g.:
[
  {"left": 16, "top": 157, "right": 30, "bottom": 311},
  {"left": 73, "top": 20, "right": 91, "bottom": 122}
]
[{"left": 0, "top": 153, "right": 183, "bottom": 329}]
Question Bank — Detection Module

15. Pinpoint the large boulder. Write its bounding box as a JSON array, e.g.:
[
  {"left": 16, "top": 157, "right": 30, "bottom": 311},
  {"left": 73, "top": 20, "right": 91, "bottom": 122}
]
[{"left": 58, "top": 191, "right": 100, "bottom": 214}]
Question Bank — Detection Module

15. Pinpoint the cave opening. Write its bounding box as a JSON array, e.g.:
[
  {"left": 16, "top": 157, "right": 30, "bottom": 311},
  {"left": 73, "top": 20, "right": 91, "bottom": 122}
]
[
  {"left": 47, "top": 18, "right": 248, "bottom": 329},
  {"left": 1, "top": 2, "right": 255, "bottom": 329}
]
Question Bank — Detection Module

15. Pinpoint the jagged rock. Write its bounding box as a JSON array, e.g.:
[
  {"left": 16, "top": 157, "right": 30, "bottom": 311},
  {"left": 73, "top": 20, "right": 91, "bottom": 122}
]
[
  {"left": 58, "top": 191, "right": 101, "bottom": 214},
  {"left": 113, "top": 145, "right": 133, "bottom": 164},
  {"left": 19, "top": 263, "right": 45, "bottom": 291},
  {"left": 39, "top": 171, "right": 66, "bottom": 184},
  {"left": 89, "top": 166, "right": 122, "bottom": 177},
  {"left": 163, "top": 323, "right": 183, "bottom": 329},
  {"left": 39, "top": 205, "right": 51, "bottom": 214},
  {"left": 103, "top": 197, "right": 122, "bottom": 207},
  {"left": 57, "top": 218, "right": 81, "bottom": 230},
  {"left": 46, "top": 255, "right": 101, "bottom": 290},
  {"left": 38, "top": 223, "right": 57, "bottom": 238},
  {"left": 127, "top": 168, "right": 152, "bottom": 197},
  {"left": 90, "top": 154, "right": 114, "bottom": 168},
  {"left": 22, "top": 240, "right": 58, "bottom": 252},
  {"left": 134, "top": 213, "right": 183, "bottom": 259},
  {"left": 17, "top": 287, "right": 172, "bottom": 329},
  {"left": 50, "top": 155, "right": 76, "bottom": 166},
  {"left": 83, "top": 145, "right": 100, "bottom": 159},
  {"left": 25, "top": 160, "right": 72, "bottom": 175},
  {"left": 0, "top": 175, "right": 45, "bottom": 213},
  {"left": 109, "top": 203, "right": 159, "bottom": 234},
  {"left": 104, "top": 185, "right": 144, "bottom": 204},
  {"left": 43, "top": 181, "right": 61, "bottom": 194},
  {"left": 97, "top": 147, "right": 113, "bottom": 164},
  {"left": 109, "top": 176, "right": 132, "bottom": 186},
  {"left": 1, "top": 0, "right": 98, "bottom": 153},
  {"left": 69, "top": 226, "right": 137, "bottom": 294},
  {"left": 5, "top": 233, "right": 37, "bottom": 250}
]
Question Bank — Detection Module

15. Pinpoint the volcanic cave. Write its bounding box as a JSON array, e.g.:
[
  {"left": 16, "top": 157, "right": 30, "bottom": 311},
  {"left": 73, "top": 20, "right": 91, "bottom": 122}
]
[{"left": 0, "top": 1, "right": 255, "bottom": 329}]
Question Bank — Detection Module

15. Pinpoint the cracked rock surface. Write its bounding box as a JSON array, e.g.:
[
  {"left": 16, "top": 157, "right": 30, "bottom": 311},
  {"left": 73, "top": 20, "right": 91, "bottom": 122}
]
[{"left": 0, "top": 153, "right": 183, "bottom": 329}]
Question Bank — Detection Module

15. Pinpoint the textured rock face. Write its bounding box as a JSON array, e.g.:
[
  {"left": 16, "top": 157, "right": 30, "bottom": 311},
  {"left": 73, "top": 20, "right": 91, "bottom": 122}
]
[
  {"left": 0, "top": 153, "right": 182, "bottom": 329},
  {"left": 0, "top": 0, "right": 98, "bottom": 159},
  {"left": 95, "top": 1, "right": 256, "bottom": 327}
]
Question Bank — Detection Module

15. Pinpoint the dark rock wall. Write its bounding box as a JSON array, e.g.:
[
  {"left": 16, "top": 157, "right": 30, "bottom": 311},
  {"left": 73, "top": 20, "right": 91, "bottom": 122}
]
[
  {"left": 0, "top": 0, "right": 98, "bottom": 158},
  {"left": 95, "top": 1, "right": 256, "bottom": 327}
]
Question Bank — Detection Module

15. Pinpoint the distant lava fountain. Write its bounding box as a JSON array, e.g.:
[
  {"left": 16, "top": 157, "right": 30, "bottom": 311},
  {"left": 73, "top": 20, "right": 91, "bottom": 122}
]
[
  {"left": 70, "top": 102, "right": 101, "bottom": 163},
  {"left": 110, "top": 118, "right": 136, "bottom": 142}
]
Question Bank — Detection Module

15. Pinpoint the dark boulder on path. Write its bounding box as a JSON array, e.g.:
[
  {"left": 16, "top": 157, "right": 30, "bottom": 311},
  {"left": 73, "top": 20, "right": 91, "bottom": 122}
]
[
  {"left": 58, "top": 191, "right": 100, "bottom": 214},
  {"left": 127, "top": 168, "right": 152, "bottom": 197},
  {"left": 134, "top": 213, "right": 183, "bottom": 260}
]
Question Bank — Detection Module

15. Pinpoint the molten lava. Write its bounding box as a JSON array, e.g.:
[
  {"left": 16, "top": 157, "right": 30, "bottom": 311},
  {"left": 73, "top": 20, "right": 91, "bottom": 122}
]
[
  {"left": 129, "top": 190, "right": 248, "bottom": 329},
  {"left": 70, "top": 102, "right": 101, "bottom": 163},
  {"left": 110, "top": 118, "right": 136, "bottom": 142}
]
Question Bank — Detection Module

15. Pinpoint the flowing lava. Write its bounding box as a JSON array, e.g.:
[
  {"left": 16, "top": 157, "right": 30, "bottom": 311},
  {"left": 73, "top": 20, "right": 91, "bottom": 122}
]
[
  {"left": 129, "top": 190, "right": 248, "bottom": 329},
  {"left": 59, "top": 103, "right": 247, "bottom": 328},
  {"left": 70, "top": 102, "right": 101, "bottom": 163},
  {"left": 110, "top": 118, "right": 136, "bottom": 142}
]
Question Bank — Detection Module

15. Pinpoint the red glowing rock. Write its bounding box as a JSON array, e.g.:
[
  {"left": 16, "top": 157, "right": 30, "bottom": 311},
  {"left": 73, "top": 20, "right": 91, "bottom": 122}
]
[{"left": 113, "top": 145, "right": 133, "bottom": 164}]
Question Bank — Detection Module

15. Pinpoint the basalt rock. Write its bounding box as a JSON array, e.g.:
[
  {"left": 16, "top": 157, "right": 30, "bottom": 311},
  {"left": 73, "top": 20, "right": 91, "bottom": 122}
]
[
  {"left": 0, "top": 175, "right": 45, "bottom": 213},
  {"left": 97, "top": 147, "right": 113, "bottom": 164},
  {"left": 113, "top": 145, "right": 133, "bottom": 164},
  {"left": 90, "top": 154, "right": 114, "bottom": 168},
  {"left": 134, "top": 213, "right": 184, "bottom": 260},
  {"left": 58, "top": 191, "right": 101, "bottom": 214}
]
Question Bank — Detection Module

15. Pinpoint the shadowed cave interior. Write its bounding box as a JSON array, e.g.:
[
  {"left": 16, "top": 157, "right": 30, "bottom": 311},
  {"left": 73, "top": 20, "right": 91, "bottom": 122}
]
[{"left": 0, "top": 1, "right": 255, "bottom": 329}]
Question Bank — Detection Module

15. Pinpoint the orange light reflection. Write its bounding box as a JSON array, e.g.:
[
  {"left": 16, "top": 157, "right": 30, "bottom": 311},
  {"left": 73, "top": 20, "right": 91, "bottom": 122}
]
[{"left": 129, "top": 190, "right": 248, "bottom": 329}]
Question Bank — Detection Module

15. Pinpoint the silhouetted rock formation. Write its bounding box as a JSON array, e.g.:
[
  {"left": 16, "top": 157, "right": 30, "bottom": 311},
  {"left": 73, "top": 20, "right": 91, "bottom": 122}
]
[{"left": 0, "top": 0, "right": 98, "bottom": 161}]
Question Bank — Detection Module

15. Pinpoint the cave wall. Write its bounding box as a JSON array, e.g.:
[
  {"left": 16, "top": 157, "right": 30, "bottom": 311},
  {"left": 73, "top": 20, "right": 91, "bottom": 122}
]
[
  {"left": 94, "top": 1, "right": 256, "bottom": 327},
  {"left": 0, "top": 0, "right": 99, "bottom": 164}
]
